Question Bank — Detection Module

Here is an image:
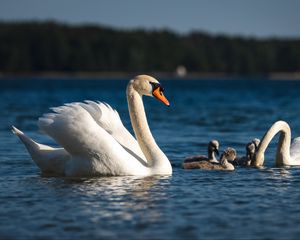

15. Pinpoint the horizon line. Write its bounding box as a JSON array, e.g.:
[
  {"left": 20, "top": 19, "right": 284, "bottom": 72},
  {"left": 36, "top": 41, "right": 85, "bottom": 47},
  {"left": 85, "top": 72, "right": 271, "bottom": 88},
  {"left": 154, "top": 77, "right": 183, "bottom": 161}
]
[{"left": 1, "top": 19, "right": 300, "bottom": 40}]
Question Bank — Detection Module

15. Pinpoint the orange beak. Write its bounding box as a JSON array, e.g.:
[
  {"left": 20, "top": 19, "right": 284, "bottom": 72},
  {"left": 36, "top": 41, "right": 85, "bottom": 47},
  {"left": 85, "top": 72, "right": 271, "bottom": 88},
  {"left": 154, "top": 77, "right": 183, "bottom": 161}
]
[{"left": 153, "top": 87, "right": 170, "bottom": 106}]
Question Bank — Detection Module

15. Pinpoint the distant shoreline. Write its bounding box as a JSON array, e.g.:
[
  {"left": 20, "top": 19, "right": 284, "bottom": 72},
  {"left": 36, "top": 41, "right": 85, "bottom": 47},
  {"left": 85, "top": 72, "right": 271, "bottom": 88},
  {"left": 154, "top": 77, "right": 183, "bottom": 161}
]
[
  {"left": 1, "top": 71, "right": 300, "bottom": 80},
  {"left": 1, "top": 21, "right": 300, "bottom": 79}
]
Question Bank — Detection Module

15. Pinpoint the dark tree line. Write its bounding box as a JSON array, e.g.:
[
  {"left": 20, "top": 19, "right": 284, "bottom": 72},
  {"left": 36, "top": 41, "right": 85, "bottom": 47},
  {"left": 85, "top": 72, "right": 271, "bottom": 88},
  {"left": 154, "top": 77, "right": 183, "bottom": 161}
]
[{"left": 0, "top": 21, "right": 300, "bottom": 75}]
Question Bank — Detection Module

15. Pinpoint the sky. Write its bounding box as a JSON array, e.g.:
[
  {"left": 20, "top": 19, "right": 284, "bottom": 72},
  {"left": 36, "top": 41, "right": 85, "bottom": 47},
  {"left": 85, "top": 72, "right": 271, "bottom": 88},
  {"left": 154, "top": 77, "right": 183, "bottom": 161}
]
[{"left": 0, "top": 0, "right": 300, "bottom": 38}]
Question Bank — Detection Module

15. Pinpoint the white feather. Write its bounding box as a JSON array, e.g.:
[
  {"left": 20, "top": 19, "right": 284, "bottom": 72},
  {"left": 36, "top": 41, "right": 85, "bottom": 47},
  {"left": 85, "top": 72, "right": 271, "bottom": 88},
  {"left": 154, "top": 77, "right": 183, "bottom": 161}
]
[
  {"left": 12, "top": 126, "right": 69, "bottom": 174},
  {"left": 73, "top": 101, "right": 147, "bottom": 162}
]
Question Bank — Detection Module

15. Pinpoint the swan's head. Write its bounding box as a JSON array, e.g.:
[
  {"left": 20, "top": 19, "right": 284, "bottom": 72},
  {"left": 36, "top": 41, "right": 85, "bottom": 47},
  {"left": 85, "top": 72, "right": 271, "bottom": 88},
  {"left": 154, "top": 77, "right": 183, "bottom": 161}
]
[
  {"left": 208, "top": 140, "right": 219, "bottom": 156},
  {"left": 131, "top": 75, "right": 170, "bottom": 106}
]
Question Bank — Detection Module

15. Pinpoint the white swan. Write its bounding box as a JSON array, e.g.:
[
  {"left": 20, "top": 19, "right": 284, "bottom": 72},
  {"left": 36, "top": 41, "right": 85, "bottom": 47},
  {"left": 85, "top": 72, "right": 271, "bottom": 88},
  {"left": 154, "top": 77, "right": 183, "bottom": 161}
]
[
  {"left": 252, "top": 120, "right": 300, "bottom": 167},
  {"left": 12, "top": 75, "right": 172, "bottom": 177}
]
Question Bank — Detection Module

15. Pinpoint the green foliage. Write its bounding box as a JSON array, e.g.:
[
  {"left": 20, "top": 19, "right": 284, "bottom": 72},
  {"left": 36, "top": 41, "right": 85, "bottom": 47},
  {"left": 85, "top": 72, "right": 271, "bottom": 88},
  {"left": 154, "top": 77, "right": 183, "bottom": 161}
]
[{"left": 0, "top": 21, "right": 299, "bottom": 75}]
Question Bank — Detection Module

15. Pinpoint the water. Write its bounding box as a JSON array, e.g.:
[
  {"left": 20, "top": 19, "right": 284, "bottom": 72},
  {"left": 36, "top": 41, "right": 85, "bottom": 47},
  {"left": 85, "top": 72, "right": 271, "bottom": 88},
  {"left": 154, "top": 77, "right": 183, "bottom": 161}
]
[{"left": 1, "top": 78, "right": 300, "bottom": 239}]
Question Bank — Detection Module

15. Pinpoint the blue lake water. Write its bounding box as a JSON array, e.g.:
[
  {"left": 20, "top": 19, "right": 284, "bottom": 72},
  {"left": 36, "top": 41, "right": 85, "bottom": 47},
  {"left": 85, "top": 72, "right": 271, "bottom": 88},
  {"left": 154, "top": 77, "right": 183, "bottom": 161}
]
[{"left": 1, "top": 78, "right": 300, "bottom": 239}]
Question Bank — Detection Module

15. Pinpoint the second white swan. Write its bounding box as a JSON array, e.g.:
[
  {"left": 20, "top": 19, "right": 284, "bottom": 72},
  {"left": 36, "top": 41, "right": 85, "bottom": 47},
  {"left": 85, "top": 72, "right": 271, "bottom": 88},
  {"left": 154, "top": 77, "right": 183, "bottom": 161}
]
[{"left": 252, "top": 120, "right": 300, "bottom": 167}]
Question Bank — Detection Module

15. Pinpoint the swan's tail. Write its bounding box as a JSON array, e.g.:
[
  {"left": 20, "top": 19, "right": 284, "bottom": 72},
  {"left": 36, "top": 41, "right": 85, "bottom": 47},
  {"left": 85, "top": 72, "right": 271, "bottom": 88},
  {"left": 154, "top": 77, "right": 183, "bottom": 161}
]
[
  {"left": 12, "top": 126, "right": 40, "bottom": 155},
  {"left": 11, "top": 126, "right": 51, "bottom": 171},
  {"left": 11, "top": 126, "right": 68, "bottom": 174}
]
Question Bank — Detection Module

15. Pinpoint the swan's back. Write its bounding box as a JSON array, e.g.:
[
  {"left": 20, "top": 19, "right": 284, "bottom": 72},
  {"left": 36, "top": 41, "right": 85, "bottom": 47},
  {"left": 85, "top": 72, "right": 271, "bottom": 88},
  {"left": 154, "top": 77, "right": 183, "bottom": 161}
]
[{"left": 183, "top": 155, "right": 208, "bottom": 163}]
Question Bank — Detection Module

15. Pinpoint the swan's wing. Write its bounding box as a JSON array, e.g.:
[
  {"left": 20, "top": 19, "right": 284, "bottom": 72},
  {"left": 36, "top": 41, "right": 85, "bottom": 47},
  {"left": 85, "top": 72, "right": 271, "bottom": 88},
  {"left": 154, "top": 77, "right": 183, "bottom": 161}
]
[
  {"left": 72, "top": 101, "right": 146, "bottom": 162},
  {"left": 290, "top": 137, "right": 300, "bottom": 164},
  {"left": 38, "top": 104, "right": 147, "bottom": 175}
]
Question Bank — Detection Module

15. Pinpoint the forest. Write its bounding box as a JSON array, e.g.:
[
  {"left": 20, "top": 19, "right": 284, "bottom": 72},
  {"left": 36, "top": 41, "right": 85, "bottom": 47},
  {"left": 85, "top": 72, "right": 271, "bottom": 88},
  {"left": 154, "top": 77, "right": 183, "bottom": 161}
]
[{"left": 0, "top": 21, "right": 300, "bottom": 75}]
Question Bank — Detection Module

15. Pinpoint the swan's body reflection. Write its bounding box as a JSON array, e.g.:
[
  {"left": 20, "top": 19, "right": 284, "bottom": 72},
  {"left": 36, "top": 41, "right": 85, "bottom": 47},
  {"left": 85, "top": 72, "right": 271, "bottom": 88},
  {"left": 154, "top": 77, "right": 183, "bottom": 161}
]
[{"left": 62, "top": 175, "right": 171, "bottom": 222}]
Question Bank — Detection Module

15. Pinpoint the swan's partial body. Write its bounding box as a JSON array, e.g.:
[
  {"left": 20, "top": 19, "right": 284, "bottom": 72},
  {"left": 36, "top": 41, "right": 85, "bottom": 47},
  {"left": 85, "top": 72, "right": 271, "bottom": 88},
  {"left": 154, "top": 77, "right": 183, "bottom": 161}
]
[
  {"left": 183, "top": 140, "right": 219, "bottom": 165},
  {"left": 12, "top": 126, "right": 69, "bottom": 175},
  {"left": 253, "top": 120, "right": 300, "bottom": 167},
  {"left": 13, "top": 75, "right": 172, "bottom": 177},
  {"left": 183, "top": 147, "right": 235, "bottom": 171},
  {"left": 233, "top": 156, "right": 248, "bottom": 166},
  {"left": 233, "top": 138, "right": 260, "bottom": 166}
]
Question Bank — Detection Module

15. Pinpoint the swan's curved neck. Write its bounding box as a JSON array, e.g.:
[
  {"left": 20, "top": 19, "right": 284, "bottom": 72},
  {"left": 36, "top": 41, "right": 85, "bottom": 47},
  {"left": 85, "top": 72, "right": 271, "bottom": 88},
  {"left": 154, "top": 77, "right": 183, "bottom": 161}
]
[
  {"left": 253, "top": 121, "right": 291, "bottom": 167},
  {"left": 126, "top": 82, "right": 171, "bottom": 173},
  {"left": 208, "top": 149, "right": 216, "bottom": 161}
]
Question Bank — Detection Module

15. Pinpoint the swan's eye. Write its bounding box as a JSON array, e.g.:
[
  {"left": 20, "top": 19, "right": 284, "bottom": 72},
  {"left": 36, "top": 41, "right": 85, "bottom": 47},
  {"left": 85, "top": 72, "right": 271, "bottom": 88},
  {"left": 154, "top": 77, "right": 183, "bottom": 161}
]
[
  {"left": 150, "top": 82, "right": 162, "bottom": 93},
  {"left": 151, "top": 81, "right": 170, "bottom": 106}
]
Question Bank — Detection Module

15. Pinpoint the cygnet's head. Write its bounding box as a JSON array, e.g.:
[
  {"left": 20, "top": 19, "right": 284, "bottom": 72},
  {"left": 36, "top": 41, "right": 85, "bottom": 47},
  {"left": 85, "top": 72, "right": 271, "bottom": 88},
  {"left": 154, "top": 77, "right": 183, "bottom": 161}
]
[
  {"left": 130, "top": 75, "right": 170, "bottom": 106},
  {"left": 246, "top": 142, "right": 256, "bottom": 159},
  {"left": 221, "top": 147, "right": 237, "bottom": 163},
  {"left": 246, "top": 138, "right": 261, "bottom": 166},
  {"left": 246, "top": 138, "right": 260, "bottom": 163},
  {"left": 208, "top": 140, "right": 219, "bottom": 156},
  {"left": 252, "top": 138, "right": 260, "bottom": 149},
  {"left": 220, "top": 147, "right": 236, "bottom": 170}
]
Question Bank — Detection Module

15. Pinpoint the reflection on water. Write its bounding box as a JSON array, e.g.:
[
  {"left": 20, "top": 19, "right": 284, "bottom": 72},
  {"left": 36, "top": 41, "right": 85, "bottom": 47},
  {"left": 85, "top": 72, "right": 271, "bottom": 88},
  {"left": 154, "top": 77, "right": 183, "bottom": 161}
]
[
  {"left": 1, "top": 79, "right": 300, "bottom": 239},
  {"left": 63, "top": 176, "right": 171, "bottom": 222}
]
